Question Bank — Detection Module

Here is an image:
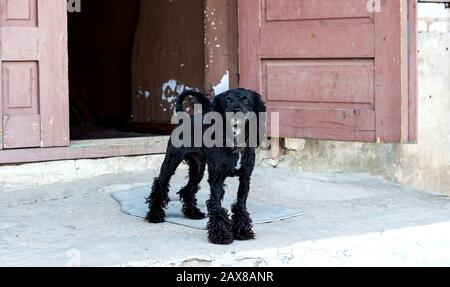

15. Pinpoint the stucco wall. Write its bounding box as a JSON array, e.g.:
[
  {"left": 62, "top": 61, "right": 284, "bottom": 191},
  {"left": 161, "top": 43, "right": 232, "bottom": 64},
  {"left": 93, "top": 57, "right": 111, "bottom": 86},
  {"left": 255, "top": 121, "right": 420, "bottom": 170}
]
[{"left": 277, "top": 3, "right": 450, "bottom": 195}]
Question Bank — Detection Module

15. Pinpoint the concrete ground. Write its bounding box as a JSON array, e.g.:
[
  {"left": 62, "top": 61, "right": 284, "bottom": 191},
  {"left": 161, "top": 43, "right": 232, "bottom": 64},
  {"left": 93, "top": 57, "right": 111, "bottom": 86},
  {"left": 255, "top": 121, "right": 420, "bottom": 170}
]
[{"left": 1, "top": 165, "right": 450, "bottom": 267}]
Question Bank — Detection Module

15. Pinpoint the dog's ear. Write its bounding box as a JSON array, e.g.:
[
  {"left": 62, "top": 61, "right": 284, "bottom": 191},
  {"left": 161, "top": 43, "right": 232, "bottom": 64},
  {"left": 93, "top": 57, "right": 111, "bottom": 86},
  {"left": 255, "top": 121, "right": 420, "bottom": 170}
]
[
  {"left": 252, "top": 91, "right": 267, "bottom": 113},
  {"left": 252, "top": 91, "right": 267, "bottom": 147},
  {"left": 211, "top": 94, "right": 225, "bottom": 114}
]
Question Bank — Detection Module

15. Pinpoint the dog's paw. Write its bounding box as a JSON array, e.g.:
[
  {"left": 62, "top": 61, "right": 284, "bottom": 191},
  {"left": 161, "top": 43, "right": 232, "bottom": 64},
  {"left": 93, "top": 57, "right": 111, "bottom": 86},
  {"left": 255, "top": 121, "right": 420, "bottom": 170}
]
[
  {"left": 232, "top": 204, "right": 255, "bottom": 241},
  {"left": 145, "top": 209, "right": 165, "bottom": 224},
  {"left": 183, "top": 207, "right": 206, "bottom": 220},
  {"left": 207, "top": 207, "right": 234, "bottom": 245},
  {"left": 208, "top": 227, "right": 234, "bottom": 245},
  {"left": 233, "top": 225, "right": 255, "bottom": 241}
]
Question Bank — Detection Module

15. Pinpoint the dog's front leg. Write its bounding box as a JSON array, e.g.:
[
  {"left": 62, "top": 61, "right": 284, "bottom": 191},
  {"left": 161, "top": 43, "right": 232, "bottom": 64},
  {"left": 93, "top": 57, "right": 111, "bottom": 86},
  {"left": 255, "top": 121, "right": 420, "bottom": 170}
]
[
  {"left": 232, "top": 170, "right": 255, "bottom": 241},
  {"left": 206, "top": 179, "right": 234, "bottom": 245}
]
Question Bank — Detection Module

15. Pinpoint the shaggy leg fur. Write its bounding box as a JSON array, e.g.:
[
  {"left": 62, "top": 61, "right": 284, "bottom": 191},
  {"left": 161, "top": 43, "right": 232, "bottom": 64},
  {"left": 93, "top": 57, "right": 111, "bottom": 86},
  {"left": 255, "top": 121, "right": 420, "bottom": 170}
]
[
  {"left": 232, "top": 203, "right": 255, "bottom": 240},
  {"left": 146, "top": 155, "right": 181, "bottom": 223},
  {"left": 207, "top": 202, "right": 234, "bottom": 245},
  {"left": 146, "top": 178, "right": 170, "bottom": 223},
  {"left": 206, "top": 180, "right": 234, "bottom": 245},
  {"left": 178, "top": 157, "right": 206, "bottom": 220},
  {"left": 232, "top": 173, "right": 255, "bottom": 240}
]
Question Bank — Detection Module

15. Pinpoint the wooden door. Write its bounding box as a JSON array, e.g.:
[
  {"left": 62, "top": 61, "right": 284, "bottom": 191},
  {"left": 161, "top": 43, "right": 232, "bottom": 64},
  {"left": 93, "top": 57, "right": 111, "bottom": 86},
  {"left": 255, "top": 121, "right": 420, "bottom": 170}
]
[
  {"left": 239, "top": 0, "right": 417, "bottom": 143},
  {"left": 131, "top": 0, "right": 205, "bottom": 134},
  {"left": 0, "top": 0, "right": 69, "bottom": 149}
]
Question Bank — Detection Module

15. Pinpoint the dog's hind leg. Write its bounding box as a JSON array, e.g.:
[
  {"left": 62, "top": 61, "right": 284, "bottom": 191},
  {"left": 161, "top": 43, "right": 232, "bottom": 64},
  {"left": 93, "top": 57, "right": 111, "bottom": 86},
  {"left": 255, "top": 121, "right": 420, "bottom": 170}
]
[
  {"left": 206, "top": 173, "right": 234, "bottom": 245},
  {"left": 178, "top": 156, "right": 206, "bottom": 220},
  {"left": 146, "top": 154, "right": 181, "bottom": 223}
]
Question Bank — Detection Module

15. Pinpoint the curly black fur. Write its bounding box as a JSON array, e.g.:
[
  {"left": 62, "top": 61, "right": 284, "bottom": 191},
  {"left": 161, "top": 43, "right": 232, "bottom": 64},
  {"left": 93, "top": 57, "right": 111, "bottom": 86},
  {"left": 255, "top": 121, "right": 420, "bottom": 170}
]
[
  {"left": 232, "top": 203, "right": 255, "bottom": 240},
  {"left": 146, "top": 88, "right": 266, "bottom": 245},
  {"left": 145, "top": 178, "right": 170, "bottom": 223},
  {"left": 206, "top": 203, "right": 234, "bottom": 245},
  {"left": 179, "top": 185, "right": 206, "bottom": 220},
  {"left": 177, "top": 155, "right": 206, "bottom": 220},
  {"left": 176, "top": 90, "right": 211, "bottom": 114}
]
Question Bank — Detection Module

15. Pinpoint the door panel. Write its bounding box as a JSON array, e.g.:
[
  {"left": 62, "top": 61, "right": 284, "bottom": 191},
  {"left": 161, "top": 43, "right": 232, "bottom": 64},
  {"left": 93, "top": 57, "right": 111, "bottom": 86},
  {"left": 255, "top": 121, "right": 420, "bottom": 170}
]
[
  {"left": 265, "top": 60, "right": 374, "bottom": 104},
  {"left": 260, "top": 22, "right": 375, "bottom": 59},
  {"left": 266, "top": 0, "right": 371, "bottom": 20},
  {"left": 2, "top": 0, "right": 37, "bottom": 27},
  {"left": 271, "top": 107, "right": 375, "bottom": 142},
  {"left": 3, "top": 114, "right": 40, "bottom": 148},
  {"left": 0, "top": 0, "right": 69, "bottom": 149},
  {"left": 1, "top": 61, "right": 40, "bottom": 148},
  {"left": 239, "top": 0, "right": 416, "bottom": 143}
]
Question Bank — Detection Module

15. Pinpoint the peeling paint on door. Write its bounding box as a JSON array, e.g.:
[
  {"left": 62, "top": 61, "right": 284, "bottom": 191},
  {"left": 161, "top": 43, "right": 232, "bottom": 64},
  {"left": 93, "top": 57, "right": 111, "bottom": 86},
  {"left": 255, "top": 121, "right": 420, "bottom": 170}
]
[
  {"left": 213, "top": 70, "right": 230, "bottom": 95},
  {"left": 161, "top": 79, "right": 199, "bottom": 112}
]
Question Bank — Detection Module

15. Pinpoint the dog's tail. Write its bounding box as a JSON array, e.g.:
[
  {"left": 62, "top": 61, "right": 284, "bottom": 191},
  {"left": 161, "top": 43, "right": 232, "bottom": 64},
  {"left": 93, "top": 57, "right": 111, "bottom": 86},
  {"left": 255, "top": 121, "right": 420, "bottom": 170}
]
[{"left": 176, "top": 90, "right": 211, "bottom": 113}]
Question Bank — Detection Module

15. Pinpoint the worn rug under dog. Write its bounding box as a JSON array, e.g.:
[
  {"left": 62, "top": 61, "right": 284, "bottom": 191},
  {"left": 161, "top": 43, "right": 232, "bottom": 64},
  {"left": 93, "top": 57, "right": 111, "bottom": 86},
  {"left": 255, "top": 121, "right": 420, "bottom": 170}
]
[{"left": 112, "top": 183, "right": 305, "bottom": 230}]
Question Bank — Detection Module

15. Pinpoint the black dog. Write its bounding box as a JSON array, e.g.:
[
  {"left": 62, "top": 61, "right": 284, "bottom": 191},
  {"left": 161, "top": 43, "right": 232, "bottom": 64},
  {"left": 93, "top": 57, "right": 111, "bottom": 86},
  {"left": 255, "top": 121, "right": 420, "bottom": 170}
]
[{"left": 146, "top": 88, "right": 266, "bottom": 245}]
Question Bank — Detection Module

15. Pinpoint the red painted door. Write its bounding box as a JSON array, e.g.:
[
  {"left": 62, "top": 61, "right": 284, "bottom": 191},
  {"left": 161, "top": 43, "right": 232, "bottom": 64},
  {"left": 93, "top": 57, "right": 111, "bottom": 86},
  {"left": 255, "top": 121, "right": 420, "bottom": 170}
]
[
  {"left": 239, "top": 0, "right": 417, "bottom": 143},
  {"left": 0, "top": 0, "right": 69, "bottom": 149}
]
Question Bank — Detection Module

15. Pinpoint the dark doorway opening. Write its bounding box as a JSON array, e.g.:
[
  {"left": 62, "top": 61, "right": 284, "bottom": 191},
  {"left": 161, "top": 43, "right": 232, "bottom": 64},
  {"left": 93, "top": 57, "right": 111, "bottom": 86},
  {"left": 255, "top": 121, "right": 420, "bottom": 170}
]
[{"left": 68, "top": 0, "right": 205, "bottom": 140}]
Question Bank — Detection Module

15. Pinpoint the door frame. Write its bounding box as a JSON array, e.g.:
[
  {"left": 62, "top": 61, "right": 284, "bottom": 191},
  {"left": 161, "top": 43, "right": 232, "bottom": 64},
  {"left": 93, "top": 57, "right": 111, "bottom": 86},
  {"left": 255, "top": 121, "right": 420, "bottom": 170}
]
[{"left": 204, "top": 0, "right": 239, "bottom": 92}]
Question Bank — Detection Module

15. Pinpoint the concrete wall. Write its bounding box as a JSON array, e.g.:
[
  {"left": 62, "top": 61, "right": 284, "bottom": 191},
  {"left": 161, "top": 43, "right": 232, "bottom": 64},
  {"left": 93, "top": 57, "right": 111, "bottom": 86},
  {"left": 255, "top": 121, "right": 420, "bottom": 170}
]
[{"left": 277, "top": 3, "right": 450, "bottom": 195}]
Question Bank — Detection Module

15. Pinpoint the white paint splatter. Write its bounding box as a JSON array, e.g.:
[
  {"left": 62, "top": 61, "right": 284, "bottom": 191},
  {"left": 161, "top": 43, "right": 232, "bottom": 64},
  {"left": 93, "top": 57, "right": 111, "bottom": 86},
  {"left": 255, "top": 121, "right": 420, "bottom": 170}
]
[
  {"left": 137, "top": 86, "right": 144, "bottom": 98},
  {"left": 161, "top": 79, "right": 199, "bottom": 112},
  {"left": 213, "top": 70, "right": 230, "bottom": 95},
  {"left": 144, "top": 91, "right": 151, "bottom": 98}
]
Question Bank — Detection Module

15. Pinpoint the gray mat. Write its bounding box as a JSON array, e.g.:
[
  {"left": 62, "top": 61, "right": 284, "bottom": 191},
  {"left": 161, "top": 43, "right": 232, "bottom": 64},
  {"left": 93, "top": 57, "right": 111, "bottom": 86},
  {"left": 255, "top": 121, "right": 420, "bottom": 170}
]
[{"left": 112, "top": 183, "right": 306, "bottom": 230}]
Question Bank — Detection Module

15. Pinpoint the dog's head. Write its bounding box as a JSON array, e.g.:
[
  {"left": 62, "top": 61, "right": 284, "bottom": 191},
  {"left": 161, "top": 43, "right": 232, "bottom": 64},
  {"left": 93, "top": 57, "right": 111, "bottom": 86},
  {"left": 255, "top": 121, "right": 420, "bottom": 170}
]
[{"left": 212, "top": 88, "right": 267, "bottom": 148}]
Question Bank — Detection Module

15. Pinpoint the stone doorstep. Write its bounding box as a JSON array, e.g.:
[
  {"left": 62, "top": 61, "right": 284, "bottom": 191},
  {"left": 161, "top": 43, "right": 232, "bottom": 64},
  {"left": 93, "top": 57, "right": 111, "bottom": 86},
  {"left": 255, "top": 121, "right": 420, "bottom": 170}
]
[
  {"left": 0, "top": 149, "right": 275, "bottom": 191},
  {"left": 0, "top": 155, "right": 167, "bottom": 191}
]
